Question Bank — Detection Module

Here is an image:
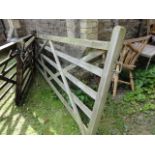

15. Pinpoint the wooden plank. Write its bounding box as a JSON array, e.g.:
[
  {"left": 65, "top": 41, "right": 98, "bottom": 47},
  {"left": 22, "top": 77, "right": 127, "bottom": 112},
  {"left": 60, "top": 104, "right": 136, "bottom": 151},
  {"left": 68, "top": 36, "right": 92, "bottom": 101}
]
[
  {"left": 49, "top": 41, "right": 85, "bottom": 133},
  {"left": 124, "top": 35, "right": 151, "bottom": 44},
  {"left": 37, "top": 59, "right": 92, "bottom": 119},
  {"left": 0, "top": 34, "right": 32, "bottom": 51},
  {"left": 72, "top": 92, "right": 92, "bottom": 119},
  {"left": 22, "top": 68, "right": 32, "bottom": 85},
  {"left": 64, "top": 71, "right": 97, "bottom": 100},
  {"left": 43, "top": 46, "right": 103, "bottom": 77},
  {"left": 36, "top": 63, "right": 73, "bottom": 114},
  {"left": 22, "top": 71, "right": 32, "bottom": 93},
  {"left": 41, "top": 54, "right": 58, "bottom": 69},
  {"left": 36, "top": 41, "right": 48, "bottom": 57},
  {"left": 37, "top": 34, "right": 110, "bottom": 50},
  {"left": 87, "top": 26, "right": 126, "bottom": 134},
  {"left": 49, "top": 51, "right": 103, "bottom": 80},
  {"left": 0, "top": 41, "right": 16, "bottom": 51},
  {"left": 40, "top": 54, "right": 97, "bottom": 99},
  {"left": 24, "top": 36, "right": 35, "bottom": 49},
  {"left": 39, "top": 43, "right": 103, "bottom": 80}
]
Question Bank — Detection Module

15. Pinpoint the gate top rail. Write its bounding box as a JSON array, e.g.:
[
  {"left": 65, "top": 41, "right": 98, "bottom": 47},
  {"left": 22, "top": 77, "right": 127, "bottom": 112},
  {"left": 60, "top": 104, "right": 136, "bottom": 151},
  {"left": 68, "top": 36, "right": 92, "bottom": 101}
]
[
  {"left": 37, "top": 34, "right": 110, "bottom": 50},
  {"left": 0, "top": 34, "right": 32, "bottom": 52}
]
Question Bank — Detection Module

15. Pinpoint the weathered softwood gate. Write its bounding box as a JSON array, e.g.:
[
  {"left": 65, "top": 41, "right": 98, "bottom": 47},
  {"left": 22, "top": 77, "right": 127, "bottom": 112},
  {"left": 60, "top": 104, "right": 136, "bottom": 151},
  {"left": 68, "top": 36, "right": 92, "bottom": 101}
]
[
  {"left": 36, "top": 26, "right": 126, "bottom": 134},
  {"left": 0, "top": 35, "right": 35, "bottom": 105},
  {"left": 0, "top": 26, "right": 125, "bottom": 134}
]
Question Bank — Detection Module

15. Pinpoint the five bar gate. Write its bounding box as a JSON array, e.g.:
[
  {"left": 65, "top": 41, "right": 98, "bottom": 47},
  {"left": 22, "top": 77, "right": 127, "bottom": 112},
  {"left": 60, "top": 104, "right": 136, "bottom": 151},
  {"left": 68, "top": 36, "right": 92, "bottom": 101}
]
[
  {"left": 0, "top": 26, "right": 126, "bottom": 134},
  {"left": 36, "top": 26, "right": 126, "bottom": 134},
  {"left": 0, "top": 34, "right": 35, "bottom": 105}
]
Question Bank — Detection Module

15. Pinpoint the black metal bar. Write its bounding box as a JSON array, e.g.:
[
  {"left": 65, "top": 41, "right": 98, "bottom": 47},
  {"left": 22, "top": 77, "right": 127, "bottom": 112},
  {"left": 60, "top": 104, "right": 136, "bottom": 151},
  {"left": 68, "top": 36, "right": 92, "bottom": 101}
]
[
  {"left": 0, "top": 72, "right": 16, "bottom": 90},
  {"left": 0, "top": 74, "right": 16, "bottom": 84}
]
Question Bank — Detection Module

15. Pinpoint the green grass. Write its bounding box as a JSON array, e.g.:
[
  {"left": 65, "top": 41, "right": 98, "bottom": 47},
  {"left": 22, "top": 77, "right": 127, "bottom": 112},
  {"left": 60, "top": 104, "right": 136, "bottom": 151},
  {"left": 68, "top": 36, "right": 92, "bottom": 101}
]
[
  {"left": 1, "top": 67, "right": 155, "bottom": 135},
  {"left": 97, "top": 65, "right": 155, "bottom": 135},
  {"left": 0, "top": 72, "right": 80, "bottom": 135},
  {"left": 0, "top": 50, "right": 80, "bottom": 135}
]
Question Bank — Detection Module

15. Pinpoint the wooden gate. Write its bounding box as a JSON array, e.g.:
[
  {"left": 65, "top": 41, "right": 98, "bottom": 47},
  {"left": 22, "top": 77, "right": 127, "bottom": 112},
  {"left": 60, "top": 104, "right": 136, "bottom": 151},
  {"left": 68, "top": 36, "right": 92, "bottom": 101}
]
[
  {"left": 36, "top": 26, "right": 126, "bottom": 134},
  {"left": 0, "top": 34, "right": 35, "bottom": 105}
]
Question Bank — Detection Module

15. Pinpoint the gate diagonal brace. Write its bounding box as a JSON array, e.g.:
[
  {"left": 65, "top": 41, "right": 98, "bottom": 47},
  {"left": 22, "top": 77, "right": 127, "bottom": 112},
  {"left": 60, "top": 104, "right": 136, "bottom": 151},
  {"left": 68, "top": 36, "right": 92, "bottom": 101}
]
[{"left": 48, "top": 41, "right": 86, "bottom": 134}]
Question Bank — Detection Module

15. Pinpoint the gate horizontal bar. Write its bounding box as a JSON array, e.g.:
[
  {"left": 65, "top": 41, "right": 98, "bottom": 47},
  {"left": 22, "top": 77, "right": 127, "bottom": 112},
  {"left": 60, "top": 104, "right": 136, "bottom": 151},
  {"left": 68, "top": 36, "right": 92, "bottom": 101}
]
[
  {"left": 37, "top": 34, "right": 110, "bottom": 50},
  {"left": 40, "top": 53, "right": 97, "bottom": 99},
  {"left": 64, "top": 71, "right": 97, "bottom": 100},
  {"left": 37, "top": 60, "right": 92, "bottom": 119},
  {"left": 50, "top": 51, "right": 104, "bottom": 80},
  {"left": 43, "top": 45, "right": 103, "bottom": 77},
  {"left": 0, "top": 34, "right": 32, "bottom": 52}
]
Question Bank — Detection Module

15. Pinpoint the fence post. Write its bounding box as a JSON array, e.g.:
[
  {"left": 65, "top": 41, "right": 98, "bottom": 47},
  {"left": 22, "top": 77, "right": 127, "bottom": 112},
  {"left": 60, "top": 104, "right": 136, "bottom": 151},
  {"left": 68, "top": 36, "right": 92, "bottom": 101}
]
[{"left": 15, "top": 48, "right": 23, "bottom": 106}]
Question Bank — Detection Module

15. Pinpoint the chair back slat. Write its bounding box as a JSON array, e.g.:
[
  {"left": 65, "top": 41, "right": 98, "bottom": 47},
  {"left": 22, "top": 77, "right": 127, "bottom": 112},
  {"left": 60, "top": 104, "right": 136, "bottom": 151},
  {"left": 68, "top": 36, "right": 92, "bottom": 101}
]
[{"left": 118, "top": 35, "right": 151, "bottom": 70}]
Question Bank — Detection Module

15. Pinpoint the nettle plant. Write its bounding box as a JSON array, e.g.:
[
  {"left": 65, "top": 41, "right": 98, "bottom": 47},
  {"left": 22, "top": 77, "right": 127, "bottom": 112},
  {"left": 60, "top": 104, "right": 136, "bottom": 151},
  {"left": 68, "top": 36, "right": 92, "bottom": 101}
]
[
  {"left": 72, "top": 65, "right": 155, "bottom": 115},
  {"left": 122, "top": 65, "right": 155, "bottom": 113}
]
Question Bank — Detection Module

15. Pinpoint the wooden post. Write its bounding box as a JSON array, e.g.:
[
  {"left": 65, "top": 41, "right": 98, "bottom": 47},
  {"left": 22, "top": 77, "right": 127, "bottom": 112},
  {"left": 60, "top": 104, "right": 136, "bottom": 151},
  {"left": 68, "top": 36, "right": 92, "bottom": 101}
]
[
  {"left": 15, "top": 49, "right": 23, "bottom": 106},
  {"left": 87, "top": 26, "right": 126, "bottom": 134}
]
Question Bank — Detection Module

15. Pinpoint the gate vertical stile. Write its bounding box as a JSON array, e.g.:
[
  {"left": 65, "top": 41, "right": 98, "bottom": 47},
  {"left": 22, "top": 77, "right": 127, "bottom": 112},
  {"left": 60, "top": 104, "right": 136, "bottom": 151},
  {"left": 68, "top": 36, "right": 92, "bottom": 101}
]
[
  {"left": 87, "top": 26, "right": 126, "bottom": 134},
  {"left": 15, "top": 36, "right": 36, "bottom": 106}
]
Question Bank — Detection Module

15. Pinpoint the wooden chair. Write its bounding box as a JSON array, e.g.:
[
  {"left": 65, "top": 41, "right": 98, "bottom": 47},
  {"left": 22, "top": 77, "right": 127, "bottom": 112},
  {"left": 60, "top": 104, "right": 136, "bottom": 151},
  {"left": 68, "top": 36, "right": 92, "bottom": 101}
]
[
  {"left": 112, "top": 35, "right": 151, "bottom": 97},
  {"left": 150, "top": 24, "right": 155, "bottom": 35}
]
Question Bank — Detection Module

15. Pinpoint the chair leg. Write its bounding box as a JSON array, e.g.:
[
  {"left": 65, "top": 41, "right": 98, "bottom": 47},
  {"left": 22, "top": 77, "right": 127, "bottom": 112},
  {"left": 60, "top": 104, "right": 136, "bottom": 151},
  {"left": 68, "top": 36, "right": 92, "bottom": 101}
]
[
  {"left": 112, "top": 73, "right": 119, "bottom": 97},
  {"left": 129, "top": 71, "right": 134, "bottom": 91}
]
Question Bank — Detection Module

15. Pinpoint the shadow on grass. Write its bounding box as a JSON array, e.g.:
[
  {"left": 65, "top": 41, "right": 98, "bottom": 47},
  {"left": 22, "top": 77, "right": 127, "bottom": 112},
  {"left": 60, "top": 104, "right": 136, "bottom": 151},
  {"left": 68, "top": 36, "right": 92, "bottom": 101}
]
[{"left": 0, "top": 72, "right": 80, "bottom": 135}]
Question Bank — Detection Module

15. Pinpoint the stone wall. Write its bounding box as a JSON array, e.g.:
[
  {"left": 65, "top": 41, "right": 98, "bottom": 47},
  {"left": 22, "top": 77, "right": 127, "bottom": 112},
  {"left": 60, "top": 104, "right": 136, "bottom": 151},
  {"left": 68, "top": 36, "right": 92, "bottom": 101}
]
[
  {"left": 0, "top": 20, "right": 6, "bottom": 45},
  {"left": 18, "top": 19, "right": 148, "bottom": 41},
  {"left": 18, "top": 19, "right": 98, "bottom": 58},
  {"left": 1, "top": 19, "right": 150, "bottom": 58},
  {"left": 80, "top": 19, "right": 98, "bottom": 39},
  {"left": 20, "top": 19, "right": 98, "bottom": 40},
  {"left": 23, "top": 19, "right": 67, "bottom": 37},
  {"left": 2, "top": 19, "right": 149, "bottom": 41},
  {"left": 98, "top": 19, "right": 148, "bottom": 41}
]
